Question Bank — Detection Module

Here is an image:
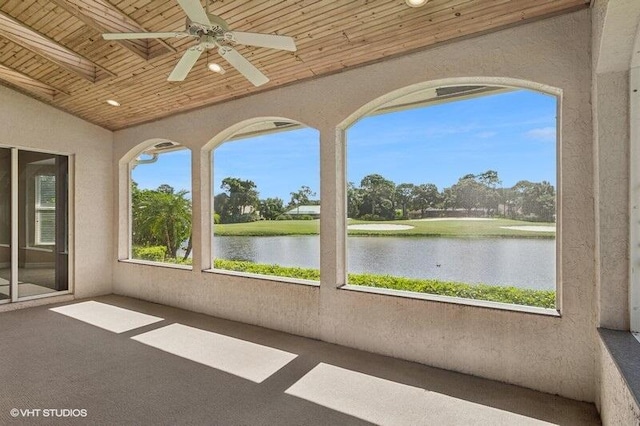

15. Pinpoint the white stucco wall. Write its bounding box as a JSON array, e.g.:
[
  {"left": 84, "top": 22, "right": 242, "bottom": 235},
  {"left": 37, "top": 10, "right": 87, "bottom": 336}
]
[
  {"left": 597, "top": 338, "right": 640, "bottom": 424},
  {"left": 113, "top": 11, "right": 594, "bottom": 401},
  {"left": 592, "top": 0, "right": 640, "bottom": 420},
  {"left": 0, "top": 85, "right": 113, "bottom": 299}
]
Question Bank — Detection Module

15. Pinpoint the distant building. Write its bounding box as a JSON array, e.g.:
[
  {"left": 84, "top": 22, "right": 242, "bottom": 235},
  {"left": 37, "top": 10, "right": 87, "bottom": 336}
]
[{"left": 284, "top": 205, "right": 320, "bottom": 218}]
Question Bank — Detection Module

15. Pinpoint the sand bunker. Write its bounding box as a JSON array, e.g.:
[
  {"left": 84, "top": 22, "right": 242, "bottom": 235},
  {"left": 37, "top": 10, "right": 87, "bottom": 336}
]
[
  {"left": 500, "top": 226, "right": 555, "bottom": 232},
  {"left": 348, "top": 224, "right": 415, "bottom": 231}
]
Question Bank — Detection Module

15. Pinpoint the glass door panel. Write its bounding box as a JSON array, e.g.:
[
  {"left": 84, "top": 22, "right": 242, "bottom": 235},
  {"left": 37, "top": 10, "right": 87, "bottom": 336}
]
[
  {"left": 17, "top": 151, "right": 68, "bottom": 298},
  {"left": 0, "top": 148, "right": 10, "bottom": 301}
]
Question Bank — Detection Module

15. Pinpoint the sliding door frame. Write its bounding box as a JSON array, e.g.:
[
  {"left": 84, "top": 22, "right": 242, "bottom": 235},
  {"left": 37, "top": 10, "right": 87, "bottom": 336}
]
[{"left": 0, "top": 145, "right": 74, "bottom": 303}]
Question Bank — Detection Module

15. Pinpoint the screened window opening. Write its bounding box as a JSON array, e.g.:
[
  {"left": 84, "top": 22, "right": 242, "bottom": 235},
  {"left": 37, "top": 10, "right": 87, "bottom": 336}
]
[
  {"left": 129, "top": 141, "right": 192, "bottom": 267},
  {"left": 345, "top": 85, "right": 558, "bottom": 310},
  {"left": 211, "top": 121, "right": 320, "bottom": 282}
]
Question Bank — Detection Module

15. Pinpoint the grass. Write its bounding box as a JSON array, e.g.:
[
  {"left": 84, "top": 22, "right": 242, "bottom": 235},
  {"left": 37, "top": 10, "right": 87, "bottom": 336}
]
[
  {"left": 213, "top": 218, "right": 555, "bottom": 238},
  {"left": 213, "top": 259, "right": 556, "bottom": 309}
]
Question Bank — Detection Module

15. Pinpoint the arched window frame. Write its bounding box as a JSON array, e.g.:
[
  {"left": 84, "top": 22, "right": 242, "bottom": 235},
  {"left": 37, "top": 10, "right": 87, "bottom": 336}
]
[
  {"left": 118, "top": 138, "right": 192, "bottom": 270},
  {"left": 336, "top": 77, "right": 563, "bottom": 314},
  {"left": 201, "top": 117, "right": 321, "bottom": 285}
]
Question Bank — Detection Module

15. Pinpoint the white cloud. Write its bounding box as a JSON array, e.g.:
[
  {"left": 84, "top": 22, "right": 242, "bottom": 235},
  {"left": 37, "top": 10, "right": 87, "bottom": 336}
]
[
  {"left": 526, "top": 127, "right": 556, "bottom": 141},
  {"left": 475, "top": 131, "right": 497, "bottom": 139}
]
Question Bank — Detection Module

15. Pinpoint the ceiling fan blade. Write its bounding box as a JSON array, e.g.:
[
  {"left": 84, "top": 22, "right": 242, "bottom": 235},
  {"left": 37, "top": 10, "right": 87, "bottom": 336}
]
[
  {"left": 177, "top": 0, "right": 211, "bottom": 26},
  {"left": 168, "top": 46, "right": 204, "bottom": 81},
  {"left": 103, "top": 32, "right": 191, "bottom": 40},
  {"left": 229, "top": 31, "right": 297, "bottom": 52},
  {"left": 218, "top": 47, "right": 269, "bottom": 87}
]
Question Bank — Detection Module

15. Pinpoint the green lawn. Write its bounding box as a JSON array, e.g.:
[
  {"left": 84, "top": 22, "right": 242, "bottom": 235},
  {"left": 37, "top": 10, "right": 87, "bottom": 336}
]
[{"left": 213, "top": 218, "right": 555, "bottom": 238}]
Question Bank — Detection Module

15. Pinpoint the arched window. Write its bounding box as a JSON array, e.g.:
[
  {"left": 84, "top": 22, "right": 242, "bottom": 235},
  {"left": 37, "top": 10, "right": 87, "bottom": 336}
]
[
  {"left": 344, "top": 83, "right": 559, "bottom": 311},
  {"left": 209, "top": 119, "right": 320, "bottom": 283},
  {"left": 128, "top": 141, "right": 192, "bottom": 267}
]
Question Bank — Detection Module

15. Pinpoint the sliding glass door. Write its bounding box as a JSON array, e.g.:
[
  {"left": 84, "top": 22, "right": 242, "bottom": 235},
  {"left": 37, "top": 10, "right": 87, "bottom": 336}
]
[
  {"left": 0, "top": 148, "right": 10, "bottom": 301},
  {"left": 0, "top": 147, "right": 70, "bottom": 302}
]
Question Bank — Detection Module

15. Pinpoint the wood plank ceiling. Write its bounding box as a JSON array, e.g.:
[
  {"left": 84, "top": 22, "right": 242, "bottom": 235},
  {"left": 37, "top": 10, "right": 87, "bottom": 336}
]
[{"left": 0, "top": 0, "right": 590, "bottom": 131}]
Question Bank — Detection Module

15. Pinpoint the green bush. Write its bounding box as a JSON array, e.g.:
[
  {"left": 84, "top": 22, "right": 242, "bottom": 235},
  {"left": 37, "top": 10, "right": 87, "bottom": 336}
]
[
  {"left": 359, "top": 214, "right": 384, "bottom": 221},
  {"left": 213, "top": 213, "right": 221, "bottom": 224},
  {"left": 275, "top": 214, "right": 293, "bottom": 221},
  {"left": 299, "top": 215, "right": 314, "bottom": 220},
  {"left": 213, "top": 259, "right": 555, "bottom": 309},
  {"left": 132, "top": 245, "right": 167, "bottom": 262}
]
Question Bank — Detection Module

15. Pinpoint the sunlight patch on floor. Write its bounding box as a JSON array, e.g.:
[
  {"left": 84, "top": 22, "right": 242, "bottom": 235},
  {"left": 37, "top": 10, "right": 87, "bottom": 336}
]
[
  {"left": 50, "top": 301, "right": 164, "bottom": 333},
  {"left": 285, "top": 363, "right": 557, "bottom": 426},
  {"left": 131, "top": 323, "right": 297, "bottom": 383}
]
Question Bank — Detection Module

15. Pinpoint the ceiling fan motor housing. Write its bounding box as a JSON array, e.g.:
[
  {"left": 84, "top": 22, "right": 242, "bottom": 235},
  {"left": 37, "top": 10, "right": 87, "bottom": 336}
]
[{"left": 186, "top": 13, "right": 229, "bottom": 36}]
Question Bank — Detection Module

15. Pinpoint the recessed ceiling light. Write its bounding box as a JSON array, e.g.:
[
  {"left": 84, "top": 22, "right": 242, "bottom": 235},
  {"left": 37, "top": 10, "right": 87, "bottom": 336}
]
[
  {"left": 405, "top": 0, "right": 428, "bottom": 7},
  {"left": 106, "top": 99, "right": 120, "bottom": 107},
  {"left": 208, "top": 63, "right": 225, "bottom": 74}
]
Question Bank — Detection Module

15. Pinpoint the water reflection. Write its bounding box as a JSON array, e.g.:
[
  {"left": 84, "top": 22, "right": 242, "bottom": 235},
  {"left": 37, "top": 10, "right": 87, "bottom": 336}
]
[{"left": 214, "top": 236, "right": 555, "bottom": 290}]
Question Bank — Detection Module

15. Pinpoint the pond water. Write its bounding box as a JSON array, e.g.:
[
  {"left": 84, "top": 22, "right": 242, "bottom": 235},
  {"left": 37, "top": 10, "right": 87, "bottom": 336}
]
[{"left": 213, "top": 236, "right": 555, "bottom": 290}]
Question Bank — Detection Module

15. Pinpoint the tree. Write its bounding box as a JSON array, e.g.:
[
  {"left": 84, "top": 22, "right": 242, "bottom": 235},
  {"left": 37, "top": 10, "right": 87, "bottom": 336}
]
[
  {"left": 448, "top": 175, "right": 486, "bottom": 215},
  {"left": 289, "top": 185, "right": 316, "bottom": 214},
  {"left": 213, "top": 192, "right": 229, "bottom": 216},
  {"left": 411, "top": 183, "right": 440, "bottom": 218},
  {"left": 347, "top": 181, "right": 364, "bottom": 218},
  {"left": 477, "top": 170, "right": 501, "bottom": 189},
  {"left": 360, "top": 174, "right": 396, "bottom": 219},
  {"left": 512, "top": 180, "right": 556, "bottom": 222},
  {"left": 259, "top": 197, "right": 285, "bottom": 220},
  {"left": 476, "top": 170, "right": 501, "bottom": 215},
  {"left": 395, "top": 183, "right": 415, "bottom": 219},
  {"left": 132, "top": 183, "right": 192, "bottom": 259},
  {"left": 219, "top": 177, "right": 259, "bottom": 223}
]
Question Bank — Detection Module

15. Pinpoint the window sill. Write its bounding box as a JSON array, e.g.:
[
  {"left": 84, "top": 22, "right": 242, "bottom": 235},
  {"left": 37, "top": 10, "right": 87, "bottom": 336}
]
[
  {"left": 204, "top": 268, "right": 320, "bottom": 288},
  {"left": 339, "top": 284, "right": 561, "bottom": 317},
  {"left": 118, "top": 259, "right": 193, "bottom": 271},
  {"left": 599, "top": 328, "right": 640, "bottom": 408}
]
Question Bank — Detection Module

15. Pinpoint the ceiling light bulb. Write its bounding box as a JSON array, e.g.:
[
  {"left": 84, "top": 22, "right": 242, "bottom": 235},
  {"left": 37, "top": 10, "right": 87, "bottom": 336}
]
[
  {"left": 106, "top": 99, "right": 120, "bottom": 106},
  {"left": 208, "top": 63, "right": 225, "bottom": 74},
  {"left": 405, "top": 0, "right": 428, "bottom": 7}
]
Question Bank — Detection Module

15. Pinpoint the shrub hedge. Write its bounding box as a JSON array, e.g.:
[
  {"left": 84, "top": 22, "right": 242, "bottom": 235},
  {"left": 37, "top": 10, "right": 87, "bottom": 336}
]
[
  {"left": 213, "top": 259, "right": 555, "bottom": 309},
  {"left": 132, "top": 245, "right": 166, "bottom": 262}
]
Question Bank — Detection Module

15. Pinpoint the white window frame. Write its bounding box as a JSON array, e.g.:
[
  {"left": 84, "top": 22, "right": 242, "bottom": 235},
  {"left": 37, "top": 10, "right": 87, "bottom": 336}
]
[
  {"left": 34, "top": 173, "right": 56, "bottom": 246},
  {"left": 123, "top": 144, "right": 194, "bottom": 270},
  {"left": 340, "top": 81, "right": 561, "bottom": 315},
  {"left": 630, "top": 67, "right": 640, "bottom": 333}
]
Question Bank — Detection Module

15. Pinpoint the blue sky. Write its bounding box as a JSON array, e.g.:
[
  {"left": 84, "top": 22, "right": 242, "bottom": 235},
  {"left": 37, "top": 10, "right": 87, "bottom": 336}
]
[{"left": 132, "top": 88, "right": 556, "bottom": 200}]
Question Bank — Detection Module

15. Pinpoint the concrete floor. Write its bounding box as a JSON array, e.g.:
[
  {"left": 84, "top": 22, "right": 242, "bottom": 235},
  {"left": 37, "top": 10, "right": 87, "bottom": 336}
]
[{"left": 0, "top": 295, "right": 600, "bottom": 425}]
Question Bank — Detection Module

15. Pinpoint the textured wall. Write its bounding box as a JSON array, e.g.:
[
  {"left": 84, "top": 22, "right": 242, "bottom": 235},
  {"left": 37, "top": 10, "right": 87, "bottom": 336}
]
[
  {"left": 114, "top": 11, "right": 595, "bottom": 401},
  {"left": 593, "top": 71, "right": 630, "bottom": 330},
  {"left": 0, "top": 85, "right": 113, "bottom": 298},
  {"left": 597, "top": 338, "right": 640, "bottom": 424}
]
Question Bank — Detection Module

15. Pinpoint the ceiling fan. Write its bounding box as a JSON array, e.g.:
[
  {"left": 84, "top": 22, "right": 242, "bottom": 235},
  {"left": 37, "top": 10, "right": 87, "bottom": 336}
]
[{"left": 102, "top": 0, "right": 297, "bottom": 86}]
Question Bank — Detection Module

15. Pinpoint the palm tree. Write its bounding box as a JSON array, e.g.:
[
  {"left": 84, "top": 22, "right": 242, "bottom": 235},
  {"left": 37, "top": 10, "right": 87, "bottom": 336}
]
[{"left": 133, "top": 184, "right": 192, "bottom": 259}]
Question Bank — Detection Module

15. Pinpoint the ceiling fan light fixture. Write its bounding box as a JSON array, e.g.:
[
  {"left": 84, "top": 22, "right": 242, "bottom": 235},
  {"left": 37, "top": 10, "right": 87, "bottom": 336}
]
[
  {"left": 405, "top": 0, "right": 428, "bottom": 7},
  {"left": 106, "top": 99, "right": 120, "bottom": 106},
  {"left": 208, "top": 62, "right": 225, "bottom": 74}
]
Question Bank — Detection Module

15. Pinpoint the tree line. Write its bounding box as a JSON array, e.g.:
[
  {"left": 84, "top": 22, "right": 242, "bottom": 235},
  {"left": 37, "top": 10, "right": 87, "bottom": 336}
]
[
  {"left": 348, "top": 170, "right": 555, "bottom": 222},
  {"left": 130, "top": 170, "right": 555, "bottom": 258},
  {"left": 213, "top": 177, "right": 318, "bottom": 223}
]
